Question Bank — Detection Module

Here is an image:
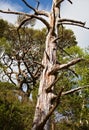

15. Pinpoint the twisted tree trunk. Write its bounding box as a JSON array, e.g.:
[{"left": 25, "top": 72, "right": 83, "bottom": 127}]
[
  {"left": 32, "top": 33, "right": 57, "bottom": 130},
  {"left": 32, "top": 2, "right": 59, "bottom": 129}
]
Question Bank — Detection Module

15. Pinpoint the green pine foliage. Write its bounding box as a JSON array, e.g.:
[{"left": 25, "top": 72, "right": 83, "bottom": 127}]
[{"left": 0, "top": 82, "right": 35, "bottom": 130}]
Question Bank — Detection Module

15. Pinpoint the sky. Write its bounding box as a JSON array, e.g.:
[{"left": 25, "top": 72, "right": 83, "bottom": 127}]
[{"left": 0, "top": 0, "right": 89, "bottom": 48}]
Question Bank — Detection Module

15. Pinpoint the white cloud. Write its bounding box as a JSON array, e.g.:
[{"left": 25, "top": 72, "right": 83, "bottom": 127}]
[
  {"left": 0, "top": 1, "right": 22, "bottom": 24},
  {"left": 61, "top": 0, "right": 89, "bottom": 48}
]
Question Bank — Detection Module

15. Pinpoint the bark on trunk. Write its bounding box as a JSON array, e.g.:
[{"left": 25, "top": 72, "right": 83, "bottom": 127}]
[
  {"left": 32, "top": 1, "right": 60, "bottom": 130},
  {"left": 32, "top": 31, "right": 57, "bottom": 130}
]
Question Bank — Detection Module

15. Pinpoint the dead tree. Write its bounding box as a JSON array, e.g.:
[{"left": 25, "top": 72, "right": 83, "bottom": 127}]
[{"left": 0, "top": 0, "right": 89, "bottom": 130}]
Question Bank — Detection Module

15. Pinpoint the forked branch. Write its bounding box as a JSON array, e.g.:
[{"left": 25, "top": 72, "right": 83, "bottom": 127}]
[
  {"left": 0, "top": 10, "right": 50, "bottom": 30},
  {"left": 58, "top": 18, "right": 89, "bottom": 29},
  {"left": 22, "top": 0, "right": 49, "bottom": 17}
]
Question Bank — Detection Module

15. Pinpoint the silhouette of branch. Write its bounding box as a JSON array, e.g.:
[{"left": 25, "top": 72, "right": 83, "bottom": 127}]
[
  {"left": 33, "top": 61, "right": 44, "bottom": 68},
  {"left": 67, "top": 0, "right": 72, "bottom": 4},
  {"left": 22, "top": 0, "right": 49, "bottom": 16},
  {"left": 68, "top": 68, "right": 79, "bottom": 77},
  {"left": 18, "top": 15, "right": 50, "bottom": 30},
  {"left": 22, "top": 0, "right": 40, "bottom": 10},
  {"left": 56, "top": 0, "right": 64, "bottom": 6},
  {"left": 36, "top": 0, "right": 40, "bottom": 9},
  {"left": 22, "top": 0, "right": 36, "bottom": 12},
  {"left": 56, "top": 0, "right": 72, "bottom": 6}
]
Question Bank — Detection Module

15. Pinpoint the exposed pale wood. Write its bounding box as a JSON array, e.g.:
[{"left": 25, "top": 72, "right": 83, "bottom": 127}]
[
  {"left": 62, "top": 85, "right": 89, "bottom": 96},
  {"left": 48, "top": 58, "right": 83, "bottom": 75}
]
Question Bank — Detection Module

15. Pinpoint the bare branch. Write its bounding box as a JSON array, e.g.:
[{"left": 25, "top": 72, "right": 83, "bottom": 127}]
[
  {"left": 22, "top": 0, "right": 49, "bottom": 17},
  {"left": 52, "top": 37, "right": 60, "bottom": 43},
  {"left": 36, "top": 10, "right": 49, "bottom": 17},
  {"left": 68, "top": 68, "right": 79, "bottom": 77},
  {"left": 36, "top": 0, "right": 40, "bottom": 9},
  {"left": 48, "top": 58, "right": 83, "bottom": 75},
  {"left": 59, "top": 18, "right": 85, "bottom": 26},
  {"left": 56, "top": 0, "right": 64, "bottom": 6},
  {"left": 67, "top": 0, "right": 73, "bottom": 4},
  {"left": 33, "top": 61, "right": 44, "bottom": 68},
  {"left": 56, "top": 0, "right": 72, "bottom": 6},
  {"left": 58, "top": 18, "right": 89, "bottom": 29},
  {"left": 17, "top": 15, "right": 50, "bottom": 30},
  {"left": 62, "top": 85, "right": 89, "bottom": 96},
  {"left": 22, "top": 58, "right": 35, "bottom": 80},
  {"left": 60, "top": 22, "right": 89, "bottom": 30},
  {"left": 58, "top": 46, "right": 73, "bottom": 57},
  {"left": 17, "top": 17, "right": 32, "bottom": 31},
  {"left": 0, "top": 9, "right": 30, "bottom": 16},
  {"left": 22, "top": 0, "right": 36, "bottom": 12},
  {"left": 0, "top": 10, "right": 50, "bottom": 30}
]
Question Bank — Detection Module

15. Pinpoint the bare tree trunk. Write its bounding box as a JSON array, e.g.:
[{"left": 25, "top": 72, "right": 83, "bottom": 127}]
[
  {"left": 32, "top": 30, "right": 57, "bottom": 130},
  {"left": 32, "top": 1, "right": 60, "bottom": 130}
]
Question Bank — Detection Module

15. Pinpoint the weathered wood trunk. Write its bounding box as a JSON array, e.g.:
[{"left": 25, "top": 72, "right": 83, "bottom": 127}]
[
  {"left": 32, "top": 1, "right": 60, "bottom": 130},
  {"left": 32, "top": 31, "right": 57, "bottom": 130}
]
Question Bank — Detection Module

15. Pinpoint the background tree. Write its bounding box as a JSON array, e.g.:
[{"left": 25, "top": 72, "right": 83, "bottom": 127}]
[
  {"left": 0, "top": 81, "right": 36, "bottom": 130},
  {"left": 53, "top": 46, "right": 89, "bottom": 130},
  {"left": 0, "top": 19, "right": 77, "bottom": 100}
]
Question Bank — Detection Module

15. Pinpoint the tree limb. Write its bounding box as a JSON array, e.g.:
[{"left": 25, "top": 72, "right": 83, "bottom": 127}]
[
  {"left": 56, "top": 0, "right": 64, "bottom": 6},
  {"left": 33, "top": 61, "right": 44, "bottom": 68},
  {"left": 62, "top": 85, "right": 89, "bottom": 96},
  {"left": 60, "top": 22, "right": 89, "bottom": 30},
  {"left": 68, "top": 68, "right": 78, "bottom": 77},
  {"left": 0, "top": 10, "right": 50, "bottom": 30},
  {"left": 36, "top": 0, "right": 40, "bottom": 9},
  {"left": 67, "top": 0, "right": 72, "bottom": 4},
  {"left": 0, "top": 9, "right": 30, "bottom": 16},
  {"left": 59, "top": 18, "right": 85, "bottom": 26},
  {"left": 22, "top": 0, "right": 36, "bottom": 12},
  {"left": 48, "top": 58, "right": 83, "bottom": 75},
  {"left": 22, "top": 0, "right": 49, "bottom": 17},
  {"left": 58, "top": 18, "right": 89, "bottom": 29},
  {"left": 56, "top": 0, "right": 72, "bottom": 6}
]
